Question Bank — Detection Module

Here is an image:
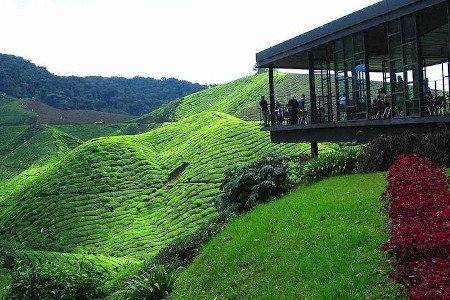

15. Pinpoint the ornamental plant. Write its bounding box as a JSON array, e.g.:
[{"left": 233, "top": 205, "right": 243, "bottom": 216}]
[
  {"left": 381, "top": 155, "right": 450, "bottom": 299},
  {"left": 217, "top": 153, "right": 292, "bottom": 215}
]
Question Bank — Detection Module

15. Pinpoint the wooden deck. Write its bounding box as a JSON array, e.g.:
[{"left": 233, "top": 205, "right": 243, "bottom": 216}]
[{"left": 263, "top": 115, "right": 450, "bottom": 143}]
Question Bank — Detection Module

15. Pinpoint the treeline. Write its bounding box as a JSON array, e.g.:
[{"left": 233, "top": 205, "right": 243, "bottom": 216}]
[{"left": 0, "top": 54, "right": 207, "bottom": 115}]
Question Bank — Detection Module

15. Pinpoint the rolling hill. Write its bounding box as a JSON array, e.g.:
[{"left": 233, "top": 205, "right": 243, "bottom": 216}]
[
  {"left": 0, "top": 112, "right": 332, "bottom": 258},
  {"left": 0, "top": 71, "right": 336, "bottom": 298}
]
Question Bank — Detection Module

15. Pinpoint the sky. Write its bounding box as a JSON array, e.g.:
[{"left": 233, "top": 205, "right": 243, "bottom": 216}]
[{"left": 0, "top": 0, "right": 380, "bottom": 85}]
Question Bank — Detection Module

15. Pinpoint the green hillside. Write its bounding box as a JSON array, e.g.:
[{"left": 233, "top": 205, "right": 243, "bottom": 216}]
[
  {"left": 54, "top": 124, "right": 131, "bottom": 141},
  {"left": 0, "top": 94, "right": 37, "bottom": 125},
  {"left": 174, "top": 72, "right": 309, "bottom": 121},
  {"left": 0, "top": 53, "right": 207, "bottom": 116},
  {"left": 0, "top": 125, "right": 82, "bottom": 205},
  {"left": 0, "top": 72, "right": 339, "bottom": 298},
  {"left": 0, "top": 112, "right": 332, "bottom": 260},
  {"left": 171, "top": 172, "right": 406, "bottom": 299}
]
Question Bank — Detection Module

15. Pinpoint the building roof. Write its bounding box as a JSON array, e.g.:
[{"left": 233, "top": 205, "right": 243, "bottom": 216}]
[{"left": 256, "top": 0, "right": 447, "bottom": 69}]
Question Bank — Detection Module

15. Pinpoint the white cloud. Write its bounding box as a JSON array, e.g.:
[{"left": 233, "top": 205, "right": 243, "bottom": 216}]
[{"left": 0, "top": 0, "right": 380, "bottom": 84}]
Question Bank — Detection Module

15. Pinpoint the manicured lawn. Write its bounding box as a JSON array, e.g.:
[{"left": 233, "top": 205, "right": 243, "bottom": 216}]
[{"left": 172, "top": 172, "right": 406, "bottom": 299}]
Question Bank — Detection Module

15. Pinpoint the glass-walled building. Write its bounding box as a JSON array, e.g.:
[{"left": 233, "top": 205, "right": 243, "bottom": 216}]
[{"left": 256, "top": 0, "right": 450, "bottom": 143}]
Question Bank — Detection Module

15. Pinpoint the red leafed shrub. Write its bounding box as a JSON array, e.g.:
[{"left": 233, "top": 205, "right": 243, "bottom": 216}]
[{"left": 381, "top": 154, "right": 450, "bottom": 300}]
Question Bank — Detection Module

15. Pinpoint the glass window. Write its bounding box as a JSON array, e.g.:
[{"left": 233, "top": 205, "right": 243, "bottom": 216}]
[
  {"left": 406, "top": 82, "right": 419, "bottom": 100},
  {"left": 388, "top": 20, "right": 401, "bottom": 34},
  {"left": 391, "top": 59, "right": 403, "bottom": 71},
  {"left": 390, "top": 46, "right": 402, "bottom": 60},
  {"left": 344, "top": 36, "right": 354, "bottom": 57},
  {"left": 403, "top": 15, "right": 417, "bottom": 42},
  {"left": 335, "top": 40, "right": 344, "bottom": 51},
  {"left": 354, "top": 33, "right": 364, "bottom": 53},
  {"left": 389, "top": 34, "right": 402, "bottom": 49},
  {"left": 335, "top": 50, "right": 344, "bottom": 62},
  {"left": 404, "top": 43, "right": 417, "bottom": 65},
  {"left": 405, "top": 67, "right": 418, "bottom": 84}
]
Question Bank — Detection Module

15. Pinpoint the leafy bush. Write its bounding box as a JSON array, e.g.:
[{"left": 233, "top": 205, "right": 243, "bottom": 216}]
[
  {"left": 8, "top": 260, "right": 106, "bottom": 299},
  {"left": 216, "top": 153, "right": 292, "bottom": 215},
  {"left": 125, "top": 123, "right": 140, "bottom": 135},
  {"left": 357, "top": 132, "right": 450, "bottom": 172},
  {"left": 124, "top": 265, "right": 176, "bottom": 300},
  {"left": 0, "top": 240, "right": 20, "bottom": 270},
  {"left": 380, "top": 155, "right": 450, "bottom": 299},
  {"left": 300, "top": 147, "right": 362, "bottom": 183}
]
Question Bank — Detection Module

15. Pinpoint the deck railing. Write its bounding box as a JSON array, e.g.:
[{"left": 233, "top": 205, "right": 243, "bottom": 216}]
[{"left": 261, "top": 93, "right": 450, "bottom": 127}]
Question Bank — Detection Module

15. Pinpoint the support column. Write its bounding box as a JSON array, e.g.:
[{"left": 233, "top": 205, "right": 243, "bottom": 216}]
[
  {"left": 308, "top": 51, "right": 317, "bottom": 124},
  {"left": 311, "top": 142, "right": 319, "bottom": 157},
  {"left": 447, "top": 1, "right": 450, "bottom": 98},
  {"left": 416, "top": 13, "right": 425, "bottom": 116},
  {"left": 269, "top": 68, "right": 276, "bottom": 126},
  {"left": 364, "top": 32, "right": 371, "bottom": 119}
]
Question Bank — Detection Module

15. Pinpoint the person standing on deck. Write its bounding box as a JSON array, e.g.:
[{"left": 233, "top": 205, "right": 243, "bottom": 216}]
[
  {"left": 298, "top": 93, "right": 306, "bottom": 124},
  {"left": 259, "top": 95, "right": 269, "bottom": 126},
  {"left": 287, "top": 96, "right": 299, "bottom": 125}
]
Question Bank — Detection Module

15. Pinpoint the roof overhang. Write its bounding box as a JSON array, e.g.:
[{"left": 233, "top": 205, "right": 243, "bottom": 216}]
[{"left": 256, "top": 0, "right": 448, "bottom": 69}]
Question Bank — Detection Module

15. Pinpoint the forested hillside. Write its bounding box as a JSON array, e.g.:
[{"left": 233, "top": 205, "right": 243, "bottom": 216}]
[{"left": 0, "top": 54, "right": 207, "bottom": 115}]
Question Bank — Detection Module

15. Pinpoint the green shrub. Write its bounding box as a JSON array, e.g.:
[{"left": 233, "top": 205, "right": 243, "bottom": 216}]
[
  {"left": 216, "top": 153, "right": 292, "bottom": 215},
  {"left": 0, "top": 240, "right": 21, "bottom": 270},
  {"left": 8, "top": 260, "right": 106, "bottom": 299},
  {"left": 357, "top": 132, "right": 450, "bottom": 172},
  {"left": 124, "top": 265, "right": 176, "bottom": 300},
  {"left": 300, "top": 147, "right": 362, "bottom": 183},
  {"left": 125, "top": 123, "right": 140, "bottom": 135}
]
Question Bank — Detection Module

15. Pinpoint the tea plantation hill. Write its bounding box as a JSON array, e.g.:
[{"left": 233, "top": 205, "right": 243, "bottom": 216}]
[
  {"left": 0, "top": 112, "right": 333, "bottom": 257},
  {"left": 0, "top": 125, "right": 82, "bottom": 208},
  {"left": 136, "top": 72, "right": 310, "bottom": 124},
  {"left": 0, "top": 93, "right": 138, "bottom": 207},
  {"left": 0, "top": 72, "right": 331, "bottom": 298}
]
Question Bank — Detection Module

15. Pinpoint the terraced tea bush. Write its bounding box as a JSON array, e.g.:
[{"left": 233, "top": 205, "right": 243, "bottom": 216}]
[
  {"left": 0, "top": 112, "right": 323, "bottom": 260},
  {"left": 0, "top": 240, "right": 21, "bottom": 270},
  {"left": 134, "top": 98, "right": 182, "bottom": 125},
  {"left": 357, "top": 132, "right": 450, "bottom": 172},
  {"left": 124, "top": 265, "right": 176, "bottom": 300},
  {"left": 301, "top": 146, "right": 363, "bottom": 182},
  {"left": 217, "top": 153, "right": 292, "bottom": 215},
  {"left": 8, "top": 259, "right": 106, "bottom": 300}
]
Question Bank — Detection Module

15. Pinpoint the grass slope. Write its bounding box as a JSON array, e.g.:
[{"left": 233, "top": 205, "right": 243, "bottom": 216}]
[
  {"left": 0, "top": 94, "right": 37, "bottom": 125},
  {"left": 0, "top": 112, "right": 333, "bottom": 261},
  {"left": 171, "top": 172, "right": 406, "bottom": 300}
]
